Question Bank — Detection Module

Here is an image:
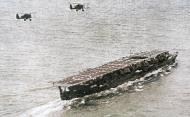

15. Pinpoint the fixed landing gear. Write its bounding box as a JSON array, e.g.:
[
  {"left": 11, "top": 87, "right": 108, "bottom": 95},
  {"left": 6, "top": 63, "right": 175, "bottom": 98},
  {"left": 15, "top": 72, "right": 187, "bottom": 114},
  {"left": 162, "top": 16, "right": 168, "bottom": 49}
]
[{"left": 23, "top": 18, "right": 32, "bottom": 21}]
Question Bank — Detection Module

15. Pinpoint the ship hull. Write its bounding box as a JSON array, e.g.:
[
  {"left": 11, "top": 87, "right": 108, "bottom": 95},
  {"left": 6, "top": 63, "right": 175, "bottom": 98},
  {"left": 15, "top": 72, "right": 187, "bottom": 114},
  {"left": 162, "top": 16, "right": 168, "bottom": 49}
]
[{"left": 54, "top": 50, "right": 178, "bottom": 100}]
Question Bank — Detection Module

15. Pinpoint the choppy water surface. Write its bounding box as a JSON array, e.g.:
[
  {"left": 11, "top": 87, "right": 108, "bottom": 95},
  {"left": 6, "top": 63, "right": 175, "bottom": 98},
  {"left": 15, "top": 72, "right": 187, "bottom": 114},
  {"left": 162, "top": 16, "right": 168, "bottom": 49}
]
[{"left": 0, "top": 0, "right": 190, "bottom": 117}]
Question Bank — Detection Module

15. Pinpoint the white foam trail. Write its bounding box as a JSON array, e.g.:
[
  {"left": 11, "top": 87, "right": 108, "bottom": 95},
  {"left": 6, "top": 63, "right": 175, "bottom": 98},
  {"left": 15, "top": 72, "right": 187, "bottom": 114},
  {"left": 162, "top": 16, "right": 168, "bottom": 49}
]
[
  {"left": 20, "top": 99, "right": 72, "bottom": 117},
  {"left": 106, "top": 63, "right": 176, "bottom": 93},
  {"left": 21, "top": 63, "right": 177, "bottom": 117},
  {"left": 134, "top": 88, "right": 144, "bottom": 92}
]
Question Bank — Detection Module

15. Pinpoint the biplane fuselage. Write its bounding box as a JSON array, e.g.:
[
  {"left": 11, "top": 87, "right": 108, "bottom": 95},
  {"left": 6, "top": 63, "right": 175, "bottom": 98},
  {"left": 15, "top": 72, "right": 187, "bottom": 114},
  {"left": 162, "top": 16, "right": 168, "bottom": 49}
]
[
  {"left": 70, "top": 4, "right": 84, "bottom": 11},
  {"left": 16, "top": 13, "right": 32, "bottom": 21}
]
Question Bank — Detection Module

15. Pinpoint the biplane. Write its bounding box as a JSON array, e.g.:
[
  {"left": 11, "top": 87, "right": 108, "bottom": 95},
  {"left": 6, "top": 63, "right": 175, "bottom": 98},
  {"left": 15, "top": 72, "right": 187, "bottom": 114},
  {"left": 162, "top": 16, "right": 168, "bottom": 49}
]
[
  {"left": 16, "top": 13, "right": 32, "bottom": 21},
  {"left": 70, "top": 3, "right": 84, "bottom": 11}
]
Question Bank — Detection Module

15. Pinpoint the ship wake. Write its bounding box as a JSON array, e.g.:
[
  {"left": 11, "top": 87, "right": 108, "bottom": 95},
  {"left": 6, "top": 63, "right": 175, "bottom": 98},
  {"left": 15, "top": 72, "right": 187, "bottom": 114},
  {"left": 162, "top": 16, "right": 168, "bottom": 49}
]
[{"left": 21, "top": 62, "right": 177, "bottom": 117}]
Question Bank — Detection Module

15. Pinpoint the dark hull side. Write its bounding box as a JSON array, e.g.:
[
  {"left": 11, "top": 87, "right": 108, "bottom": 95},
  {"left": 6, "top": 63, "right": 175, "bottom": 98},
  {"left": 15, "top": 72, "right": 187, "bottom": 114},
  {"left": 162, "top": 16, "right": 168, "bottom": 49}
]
[{"left": 54, "top": 50, "right": 178, "bottom": 100}]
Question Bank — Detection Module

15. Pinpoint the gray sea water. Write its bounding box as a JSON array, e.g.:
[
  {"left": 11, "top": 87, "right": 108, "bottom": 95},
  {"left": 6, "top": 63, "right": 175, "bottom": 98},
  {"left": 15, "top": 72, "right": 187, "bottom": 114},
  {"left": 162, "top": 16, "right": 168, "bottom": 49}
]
[{"left": 0, "top": 0, "right": 190, "bottom": 117}]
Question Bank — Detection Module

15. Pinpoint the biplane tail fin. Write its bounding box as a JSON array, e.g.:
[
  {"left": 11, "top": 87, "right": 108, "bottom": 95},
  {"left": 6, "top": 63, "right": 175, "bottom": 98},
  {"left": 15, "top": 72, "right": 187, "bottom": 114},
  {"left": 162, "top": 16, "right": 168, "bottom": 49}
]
[
  {"left": 16, "top": 13, "right": 20, "bottom": 19},
  {"left": 70, "top": 4, "right": 73, "bottom": 9}
]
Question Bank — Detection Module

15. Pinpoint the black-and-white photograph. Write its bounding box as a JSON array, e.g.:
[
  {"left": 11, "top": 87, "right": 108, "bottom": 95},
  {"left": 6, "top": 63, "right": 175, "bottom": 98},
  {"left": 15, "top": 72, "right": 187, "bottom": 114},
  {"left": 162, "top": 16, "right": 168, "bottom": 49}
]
[{"left": 0, "top": 0, "right": 189, "bottom": 117}]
